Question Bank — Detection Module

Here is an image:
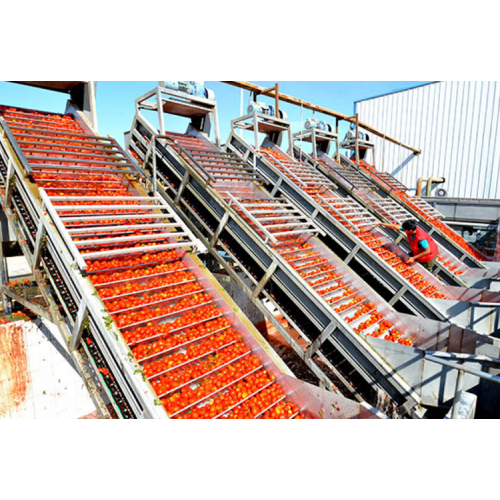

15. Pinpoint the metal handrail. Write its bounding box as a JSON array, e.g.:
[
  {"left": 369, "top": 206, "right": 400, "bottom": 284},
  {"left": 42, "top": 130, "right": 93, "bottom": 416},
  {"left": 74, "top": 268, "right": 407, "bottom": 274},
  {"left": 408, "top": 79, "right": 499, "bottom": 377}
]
[
  {"left": 225, "top": 192, "right": 277, "bottom": 244},
  {"left": 107, "top": 134, "right": 144, "bottom": 178},
  {"left": 0, "top": 117, "right": 34, "bottom": 176},
  {"left": 152, "top": 134, "right": 216, "bottom": 184},
  {"left": 39, "top": 188, "right": 88, "bottom": 271}
]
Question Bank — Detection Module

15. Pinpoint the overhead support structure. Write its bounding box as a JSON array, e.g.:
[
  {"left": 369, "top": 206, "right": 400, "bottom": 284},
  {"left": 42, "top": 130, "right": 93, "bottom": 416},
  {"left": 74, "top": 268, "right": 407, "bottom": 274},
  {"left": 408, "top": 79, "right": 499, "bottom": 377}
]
[
  {"left": 253, "top": 83, "right": 280, "bottom": 118},
  {"left": 222, "top": 81, "right": 421, "bottom": 155}
]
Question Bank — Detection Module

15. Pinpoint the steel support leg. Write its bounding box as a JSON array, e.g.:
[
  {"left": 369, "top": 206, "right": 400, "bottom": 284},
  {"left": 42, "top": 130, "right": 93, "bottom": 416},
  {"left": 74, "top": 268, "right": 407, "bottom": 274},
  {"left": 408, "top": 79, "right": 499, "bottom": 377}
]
[
  {"left": 70, "top": 302, "right": 89, "bottom": 350},
  {"left": 0, "top": 208, "right": 12, "bottom": 314},
  {"left": 4, "top": 159, "right": 14, "bottom": 208},
  {"left": 209, "top": 212, "right": 229, "bottom": 249},
  {"left": 175, "top": 171, "right": 190, "bottom": 206},
  {"left": 388, "top": 285, "right": 408, "bottom": 306},
  {"left": 305, "top": 320, "right": 337, "bottom": 360},
  {"left": 157, "top": 88, "right": 165, "bottom": 136},
  {"left": 152, "top": 144, "right": 158, "bottom": 193},
  {"left": 344, "top": 243, "right": 361, "bottom": 265},
  {"left": 270, "top": 177, "right": 282, "bottom": 197},
  {"left": 32, "top": 218, "right": 46, "bottom": 268},
  {"left": 451, "top": 369, "right": 465, "bottom": 419}
]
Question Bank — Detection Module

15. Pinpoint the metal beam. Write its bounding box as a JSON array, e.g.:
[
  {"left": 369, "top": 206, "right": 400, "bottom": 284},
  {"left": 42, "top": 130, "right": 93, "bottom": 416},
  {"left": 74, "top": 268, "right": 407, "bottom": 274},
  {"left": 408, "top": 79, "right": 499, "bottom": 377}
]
[{"left": 222, "top": 81, "right": 421, "bottom": 154}]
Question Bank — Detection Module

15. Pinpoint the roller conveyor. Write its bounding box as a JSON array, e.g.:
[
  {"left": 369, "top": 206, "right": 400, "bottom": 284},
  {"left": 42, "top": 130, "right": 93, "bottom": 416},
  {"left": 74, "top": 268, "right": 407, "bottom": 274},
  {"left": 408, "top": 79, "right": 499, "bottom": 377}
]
[
  {"left": 226, "top": 121, "right": 500, "bottom": 335},
  {"left": 127, "top": 87, "right": 500, "bottom": 416},
  {"left": 0, "top": 104, "right": 327, "bottom": 420}
]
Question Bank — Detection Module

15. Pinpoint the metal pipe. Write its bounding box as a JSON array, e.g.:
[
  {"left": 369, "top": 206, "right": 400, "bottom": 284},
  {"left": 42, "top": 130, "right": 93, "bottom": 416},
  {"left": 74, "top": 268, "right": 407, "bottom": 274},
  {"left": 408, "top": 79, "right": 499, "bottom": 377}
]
[
  {"left": 425, "top": 354, "right": 500, "bottom": 384},
  {"left": 417, "top": 177, "right": 445, "bottom": 196},
  {"left": 222, "top": 81, "right": 421, "bottom": 154},
  {"left": 426, "top": 177, "right": 445, "bottom": 197},
  {"left": 416, "top": 177, "right": 428, "bottom": 197}
]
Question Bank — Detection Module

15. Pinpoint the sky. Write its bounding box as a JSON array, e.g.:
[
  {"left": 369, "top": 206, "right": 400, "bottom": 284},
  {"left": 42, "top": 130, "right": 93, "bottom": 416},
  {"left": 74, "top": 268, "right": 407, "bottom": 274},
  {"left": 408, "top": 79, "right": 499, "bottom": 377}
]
[{"left": 0, "top": 81, "right": 432, "bottom": 149}]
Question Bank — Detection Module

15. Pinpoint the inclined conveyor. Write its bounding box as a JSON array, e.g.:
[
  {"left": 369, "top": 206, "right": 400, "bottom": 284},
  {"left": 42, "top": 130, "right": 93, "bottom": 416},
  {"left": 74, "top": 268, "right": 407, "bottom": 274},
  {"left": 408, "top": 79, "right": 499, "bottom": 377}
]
[
  {"left": 0, "top": 102, "right": 331, "bottom": 419},
  {"left": 126, "top": 84, "right": 500, "bottom": 417},
  {"left": 298, "top": 122, "right": 492, "bottom": 270},
  {"left": 226, "top": 110, "right": 500, "bottom": 335}
]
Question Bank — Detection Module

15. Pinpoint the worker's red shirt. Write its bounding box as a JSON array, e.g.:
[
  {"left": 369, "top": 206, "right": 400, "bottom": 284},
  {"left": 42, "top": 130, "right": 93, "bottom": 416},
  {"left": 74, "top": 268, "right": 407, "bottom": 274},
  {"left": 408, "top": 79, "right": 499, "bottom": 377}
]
[{"left": 408, "top": 227, "right": 438, "bottom": 263}]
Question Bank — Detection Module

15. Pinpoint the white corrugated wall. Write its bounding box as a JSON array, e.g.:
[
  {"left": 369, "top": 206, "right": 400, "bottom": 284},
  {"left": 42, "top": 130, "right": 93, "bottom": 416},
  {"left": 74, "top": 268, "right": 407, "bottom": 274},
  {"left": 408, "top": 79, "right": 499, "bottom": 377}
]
[{"left": 356, "top": 81, "right": 500, "bottom": 199}]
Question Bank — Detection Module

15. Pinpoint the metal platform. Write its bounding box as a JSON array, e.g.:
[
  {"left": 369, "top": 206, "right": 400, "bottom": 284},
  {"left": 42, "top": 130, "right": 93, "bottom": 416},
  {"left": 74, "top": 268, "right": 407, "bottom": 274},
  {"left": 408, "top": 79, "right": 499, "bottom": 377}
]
[{"left": 424, "top": 197, "right": 500, "bottom": 224}]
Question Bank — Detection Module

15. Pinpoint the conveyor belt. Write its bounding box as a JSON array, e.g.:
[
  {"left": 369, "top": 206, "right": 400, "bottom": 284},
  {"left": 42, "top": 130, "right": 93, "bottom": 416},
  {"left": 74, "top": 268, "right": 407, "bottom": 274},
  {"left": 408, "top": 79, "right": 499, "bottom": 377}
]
[
  {"left": 226, "top": 135, "right": 500, "bottom": 333},
  {"left": 294, "top": 144, "right": 495, "bottom": 288},
  {"left": 0, "top": 104, "right": 316, "bottom": 419},
  {"left": 311, "top": 155, "right": 474, "bottom": 284},
  {"left": 337, "top": 154, "right": 489, "bottom": 266},
  {"left": 127, "top": 112, "right": 500, "bottom": 416}
]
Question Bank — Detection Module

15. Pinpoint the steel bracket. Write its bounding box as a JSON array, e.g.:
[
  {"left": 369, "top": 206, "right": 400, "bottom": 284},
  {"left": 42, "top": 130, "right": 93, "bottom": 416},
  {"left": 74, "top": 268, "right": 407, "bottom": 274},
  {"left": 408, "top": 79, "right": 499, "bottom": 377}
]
[
  {"left": 70, "top": 302, "right": 89, "bottom": 350},
  {"left": 210, "top": 211, "right": 229, "bottom": 249},
  {"left": 32, "top": 217, "right": 46, "bottom": 268},
  {"left": 270, "top": 177, "right": 283, "bottom": 197},
  {"left": 344, "top": 243, "right": 361, "bottom": 265},
  {"left": 175, "top": 170, "right": 190, "bottom": 206},
  {"left": 388, "top": 284, "right": 408, "bottom": 306},
  {"left": 305, "top": 321, "right": 337, "bottom": 360},
  {"left": 251, "top": 260, "right": 278, "bottom": 300}
]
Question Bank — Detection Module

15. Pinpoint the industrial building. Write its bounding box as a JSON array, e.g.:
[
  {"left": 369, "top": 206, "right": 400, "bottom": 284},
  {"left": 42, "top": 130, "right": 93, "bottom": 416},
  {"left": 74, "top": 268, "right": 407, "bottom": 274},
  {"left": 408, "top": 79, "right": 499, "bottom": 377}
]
[
  {"left": 355, "top": 81, "right": 500, "bottom": 257},
  {"left": 1, "top": 80, "right": 499, "bottom": 420}
]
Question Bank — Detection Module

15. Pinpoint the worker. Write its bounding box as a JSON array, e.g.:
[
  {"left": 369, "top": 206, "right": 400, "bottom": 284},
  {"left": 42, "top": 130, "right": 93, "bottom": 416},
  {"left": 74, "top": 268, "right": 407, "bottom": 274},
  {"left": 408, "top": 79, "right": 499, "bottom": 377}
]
[{"left": 374, "top": 219, "right": 439, "bottom": 272}]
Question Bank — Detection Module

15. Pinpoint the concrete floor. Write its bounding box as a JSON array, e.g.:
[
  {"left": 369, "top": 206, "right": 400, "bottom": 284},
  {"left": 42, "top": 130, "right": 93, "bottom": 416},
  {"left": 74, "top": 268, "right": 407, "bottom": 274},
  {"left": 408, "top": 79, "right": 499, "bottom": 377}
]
[{"left": 0, "top": 319, "right": 98, "bottom": 419}]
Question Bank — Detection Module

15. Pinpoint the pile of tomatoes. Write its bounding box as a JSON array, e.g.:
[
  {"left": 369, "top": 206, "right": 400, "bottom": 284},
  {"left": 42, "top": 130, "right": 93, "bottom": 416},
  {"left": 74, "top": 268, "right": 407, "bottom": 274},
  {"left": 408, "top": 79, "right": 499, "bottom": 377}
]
[
  {"left": 141, "top": 334, "right": 246, "bottom": 379},
  {"left": 358, "top": 232, "right": 448, "bottom": 299},
  {"left": 152, "top": 350, "right": 259, "bottom": 399},
  {"left": 261, "top": 148, "right": 326, "bottom": 197},
  {"left": 106, "top": 281, "right": 204, "bottom": 313},
  {"left": 98, "top": 270, "right": 196, "bottom": 298},
  {"left": 346, "top": 302, "right": 376, "bottom": 324},
  {"left": 173, "top": 369, "right": 276, "bottom": 419}
]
